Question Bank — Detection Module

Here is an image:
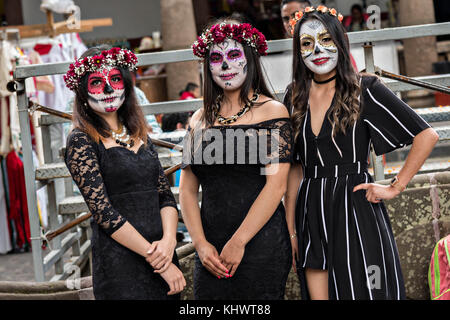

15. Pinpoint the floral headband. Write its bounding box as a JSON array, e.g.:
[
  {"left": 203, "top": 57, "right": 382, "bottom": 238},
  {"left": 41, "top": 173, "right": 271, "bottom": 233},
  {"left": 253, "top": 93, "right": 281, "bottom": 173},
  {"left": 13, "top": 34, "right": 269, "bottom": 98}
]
[
  {"left": 64, "top": 47, "right": 138, "bottom": 91},
  {"left": 192, "top": 23, "right": 268, "bottom": 59},
  {"left": 289, "top": 5, "right": 344, "bottom": 36}
]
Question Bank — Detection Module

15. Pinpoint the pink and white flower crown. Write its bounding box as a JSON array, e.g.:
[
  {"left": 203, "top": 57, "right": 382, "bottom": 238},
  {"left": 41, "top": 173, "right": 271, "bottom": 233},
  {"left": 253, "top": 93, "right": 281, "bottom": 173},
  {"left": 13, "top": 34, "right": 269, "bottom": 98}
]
[
  {"left": 289, "top": 5, "right": 344, "bottom": 36},
  {"left": 64, "top": 47, "right": 138, "bottom": 91},
  {"left": 192, "top": 22, "right": 268, "bottom": 59}
]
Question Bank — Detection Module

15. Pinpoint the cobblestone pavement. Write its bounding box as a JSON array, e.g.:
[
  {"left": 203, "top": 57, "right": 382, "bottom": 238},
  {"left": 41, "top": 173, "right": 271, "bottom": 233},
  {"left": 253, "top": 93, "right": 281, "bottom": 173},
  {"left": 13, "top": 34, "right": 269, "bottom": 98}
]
[{"left": 0, "top": 248, "right": 56, "bottom": 282}]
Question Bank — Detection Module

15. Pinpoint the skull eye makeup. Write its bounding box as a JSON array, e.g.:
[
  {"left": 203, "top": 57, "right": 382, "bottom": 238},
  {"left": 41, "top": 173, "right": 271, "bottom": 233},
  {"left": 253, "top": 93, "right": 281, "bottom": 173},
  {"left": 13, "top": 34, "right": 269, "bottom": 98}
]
[
  {"left": 300, "top": 35, "right": 315, "bottom": 55},
  {"left": 89, "top": 78, "right": 103, "bottom": 87},
  {"left": 226, "top": 48, "right": 243, "bottom": 61},
  {"left": 110, "top": 73, "right": 122, "bottom": 83},
  {"left": 87, "top": 74, "right": 106, "bottom": 94},
  {"left": 318, "top": 31, "right": 335, "bottom": 46},
  {"left": 209, "top": 51, "right": 224, "bottom": 64}
]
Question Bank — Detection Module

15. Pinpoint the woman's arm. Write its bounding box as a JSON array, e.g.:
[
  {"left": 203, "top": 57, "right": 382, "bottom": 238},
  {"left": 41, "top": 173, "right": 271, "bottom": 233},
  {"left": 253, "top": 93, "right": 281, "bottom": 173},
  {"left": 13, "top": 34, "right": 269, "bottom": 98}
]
[
  {"left": 284, "top": 163, "right": 303, "bottom": 270},
  {"left": 220, "top": 162, "right": 291, "bottom": 276},
  {"left": 110, "top": 222, "right": 153, "bottom": 257},
  {"left": 146, "top": 142, "right": 181, "bottom": 273},
  {"left": 147, "top": 206, "right": 179, "bottom": 273},
  {"left": 64, "top": 131, "right": 153, "bottom": 258},
  {"left": 179, "top": 166, "right": 229, "bottom": 278},
  {"left": 353, "top": 127, "right": 439, "bottom": 201}
]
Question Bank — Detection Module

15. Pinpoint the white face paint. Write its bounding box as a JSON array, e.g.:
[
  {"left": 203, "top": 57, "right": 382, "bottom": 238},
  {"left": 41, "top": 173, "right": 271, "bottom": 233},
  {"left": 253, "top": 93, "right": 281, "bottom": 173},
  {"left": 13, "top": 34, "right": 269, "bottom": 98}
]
[
  {"left": 87, "top": 67, "right": 125, "bottom": 114},
  {"left": 299, "top": 19, "right": 338, "bottom": 75},
  {"left": 209, "top": 39, "right": 247, "bottom": 90}
]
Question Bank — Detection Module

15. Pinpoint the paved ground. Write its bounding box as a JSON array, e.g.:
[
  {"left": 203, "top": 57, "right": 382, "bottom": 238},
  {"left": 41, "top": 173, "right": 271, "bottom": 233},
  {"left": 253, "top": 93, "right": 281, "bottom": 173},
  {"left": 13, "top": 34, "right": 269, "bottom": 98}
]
[
  {"left": 0, "top": 250, "right": 44, "bottom": 282},
  {"left": 0, "top": 246, "right": 67, "bottom": 282}
]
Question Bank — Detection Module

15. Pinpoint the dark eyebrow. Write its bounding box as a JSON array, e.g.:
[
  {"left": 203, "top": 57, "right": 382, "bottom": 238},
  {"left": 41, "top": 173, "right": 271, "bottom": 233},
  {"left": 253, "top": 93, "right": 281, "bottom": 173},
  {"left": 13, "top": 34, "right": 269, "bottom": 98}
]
[{"left": 89, "top": 76, "right": 104, "bottom": 80}]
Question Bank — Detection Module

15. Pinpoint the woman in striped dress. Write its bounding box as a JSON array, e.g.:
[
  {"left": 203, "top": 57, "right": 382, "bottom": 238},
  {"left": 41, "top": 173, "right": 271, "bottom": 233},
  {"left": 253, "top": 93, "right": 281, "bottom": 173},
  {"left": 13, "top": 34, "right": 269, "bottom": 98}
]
[{"left": 283, "top": 6, "right": 439, "bottom": 300}]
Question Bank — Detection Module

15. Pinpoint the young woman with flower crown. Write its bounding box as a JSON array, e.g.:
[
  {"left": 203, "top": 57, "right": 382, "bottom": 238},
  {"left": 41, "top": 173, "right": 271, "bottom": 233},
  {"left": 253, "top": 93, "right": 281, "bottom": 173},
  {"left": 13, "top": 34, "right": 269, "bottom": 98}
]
[
  {"left": 64, "top": 46, "right": 186, "bottom": 299},
  {"left": 283, "top": 6, "right": 439, "bottom": 300},
  {"left": 179, "top": 21, "right": 294, "bottom": 299}
]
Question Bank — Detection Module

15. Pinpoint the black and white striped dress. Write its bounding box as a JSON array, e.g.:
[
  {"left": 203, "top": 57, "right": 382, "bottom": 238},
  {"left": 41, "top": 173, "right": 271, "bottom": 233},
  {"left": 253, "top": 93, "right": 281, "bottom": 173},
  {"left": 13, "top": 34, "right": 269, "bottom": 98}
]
[{"left": 290, "top": 75, "right": 431, "bottom": 300}]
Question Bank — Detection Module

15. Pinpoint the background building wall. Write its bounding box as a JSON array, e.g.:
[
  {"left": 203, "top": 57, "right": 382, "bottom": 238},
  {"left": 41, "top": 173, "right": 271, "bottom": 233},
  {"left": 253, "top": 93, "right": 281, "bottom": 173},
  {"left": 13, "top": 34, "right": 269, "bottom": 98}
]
[{"left": 20, "top": 0, "right": 161, "bottom": 41}]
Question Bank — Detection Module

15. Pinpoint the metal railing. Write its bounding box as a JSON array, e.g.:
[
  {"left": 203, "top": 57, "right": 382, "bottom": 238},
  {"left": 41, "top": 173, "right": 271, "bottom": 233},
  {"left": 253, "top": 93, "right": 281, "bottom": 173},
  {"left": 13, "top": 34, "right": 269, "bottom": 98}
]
[{"left": 13, "top": 22, "right": 450, "bottom": 282}]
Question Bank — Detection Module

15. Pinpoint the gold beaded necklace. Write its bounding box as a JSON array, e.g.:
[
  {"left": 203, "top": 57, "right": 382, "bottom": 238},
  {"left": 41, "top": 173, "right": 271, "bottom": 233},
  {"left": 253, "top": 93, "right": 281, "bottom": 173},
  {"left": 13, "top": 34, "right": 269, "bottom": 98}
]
[{"left": 214, "top": 91, "right": 260, "bottom": 125}]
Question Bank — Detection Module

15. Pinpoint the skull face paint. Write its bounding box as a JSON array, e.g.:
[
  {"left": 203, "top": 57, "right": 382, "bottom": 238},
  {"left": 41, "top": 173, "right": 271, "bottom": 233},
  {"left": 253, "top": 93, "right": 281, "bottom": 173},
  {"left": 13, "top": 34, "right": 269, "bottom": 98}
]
[
  {"left": 299, "top": 19, "right": 338, "bottom": 75},
  {"left": 87, "top": 67, "right": 125, "bottom": 113},
  {"left": 209, "top": 39, "right": 247, "bottom": 90}
]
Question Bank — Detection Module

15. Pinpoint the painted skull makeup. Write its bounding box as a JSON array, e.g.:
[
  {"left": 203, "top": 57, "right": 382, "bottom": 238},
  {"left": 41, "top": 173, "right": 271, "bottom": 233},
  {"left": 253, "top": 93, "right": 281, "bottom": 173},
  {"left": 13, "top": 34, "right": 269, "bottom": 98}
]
[
  {"left": 87, "top": 67, "right": 125, "bottom": 114},
  {"left": 209, "top": 39, "right": 248, "bottom": 90},
  {"left": 299, "top": 19, "right": 338, "bottom": 75}
]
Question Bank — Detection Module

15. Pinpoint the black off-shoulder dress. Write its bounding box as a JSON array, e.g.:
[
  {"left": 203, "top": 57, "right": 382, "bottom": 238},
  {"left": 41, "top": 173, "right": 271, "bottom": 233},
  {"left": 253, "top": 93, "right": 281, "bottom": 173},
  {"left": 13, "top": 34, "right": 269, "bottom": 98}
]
[
  {"left": 285, "top": 75, "right": 431, "bottom": 300},
  {"left": 181, "top": 118, "right": 294, "bottom": 300},
  {"left": 65, "top": 129, "right": 179, "bottom": 300}
]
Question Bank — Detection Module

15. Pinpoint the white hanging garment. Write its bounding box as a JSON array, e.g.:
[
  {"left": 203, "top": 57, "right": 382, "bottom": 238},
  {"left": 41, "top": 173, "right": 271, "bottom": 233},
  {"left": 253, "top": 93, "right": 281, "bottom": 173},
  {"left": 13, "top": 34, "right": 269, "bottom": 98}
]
[{"left": 0, "top": 40, "right": 13, "bottom": 155}]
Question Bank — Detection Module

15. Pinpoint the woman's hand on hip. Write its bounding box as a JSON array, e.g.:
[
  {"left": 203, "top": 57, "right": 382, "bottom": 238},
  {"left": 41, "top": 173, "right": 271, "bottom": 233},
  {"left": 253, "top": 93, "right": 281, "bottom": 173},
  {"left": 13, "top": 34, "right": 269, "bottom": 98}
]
[
  {"left": 353, "top": 183, "right": 400, "bottom": 203},
  {"left": 146, "top": 236, "right": 177, "bottom": 274},
  {"left": 196, "top": 240, "right": 229, "bottom": 278},
  {"left": 159, "top": 263, "right": 186, "bottom": 295}
]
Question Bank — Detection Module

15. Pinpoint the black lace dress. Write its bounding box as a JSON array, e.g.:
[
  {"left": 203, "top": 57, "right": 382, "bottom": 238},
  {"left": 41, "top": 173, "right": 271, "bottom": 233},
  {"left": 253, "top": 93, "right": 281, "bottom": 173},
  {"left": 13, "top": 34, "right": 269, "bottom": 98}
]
[
  {"left": 181, "top": 118, "right": 293, "bottom": 300},
  {"left": 65, "top": 129, "right": 179, "bottom": 300}
]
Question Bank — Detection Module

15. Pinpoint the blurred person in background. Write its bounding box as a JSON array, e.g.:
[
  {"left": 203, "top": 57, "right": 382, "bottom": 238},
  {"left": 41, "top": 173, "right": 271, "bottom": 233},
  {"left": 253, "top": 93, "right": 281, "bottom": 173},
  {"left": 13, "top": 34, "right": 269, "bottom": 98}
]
[
  {"left": 281, "top": 0, "right": 311, "bottom": 38},
  {"left": 161, "top": 112, "right": 190, "bottom": 132},
  {"left": 344, "top": 4, "right": 368, "bottom": 32},
  {"left": 179, "top": 82, "right": 200, "bottom": 100}
]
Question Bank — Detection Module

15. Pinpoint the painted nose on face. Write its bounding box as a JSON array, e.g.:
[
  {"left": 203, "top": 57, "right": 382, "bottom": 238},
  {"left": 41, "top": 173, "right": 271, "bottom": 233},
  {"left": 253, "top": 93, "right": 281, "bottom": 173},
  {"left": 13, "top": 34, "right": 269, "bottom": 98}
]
[
  {"left": 314, "top": 45, "right": 322, "bottom": 54},
  {"left": 104, "top": 83, "right": 114, "bottom": 94},
  {"left": 221, "top": 61, "right": 229, "bottom": 70}
]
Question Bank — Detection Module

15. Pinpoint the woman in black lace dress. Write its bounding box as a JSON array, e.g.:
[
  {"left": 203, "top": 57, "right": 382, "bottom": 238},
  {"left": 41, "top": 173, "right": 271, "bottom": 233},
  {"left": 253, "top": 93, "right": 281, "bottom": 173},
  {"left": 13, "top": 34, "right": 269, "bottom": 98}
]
[
  {"left": 283, "top": 6, "right": 439, "bottom": 300},
  {"left": 63, "top": 46, "right": 186, "bottom": 299},
  {"left": 179, "top": 22, "right": 293, "bottom": 299}
]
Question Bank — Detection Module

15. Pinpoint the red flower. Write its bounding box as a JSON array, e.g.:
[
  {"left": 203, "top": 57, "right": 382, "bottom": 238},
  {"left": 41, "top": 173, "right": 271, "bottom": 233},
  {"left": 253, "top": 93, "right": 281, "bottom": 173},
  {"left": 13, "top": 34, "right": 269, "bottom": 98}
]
[
  {"left": 294, "top": 11, "right": 303, "bottom": 20},
  {"left": 317, "top": 5, "right": 328, "bottom": 13}
]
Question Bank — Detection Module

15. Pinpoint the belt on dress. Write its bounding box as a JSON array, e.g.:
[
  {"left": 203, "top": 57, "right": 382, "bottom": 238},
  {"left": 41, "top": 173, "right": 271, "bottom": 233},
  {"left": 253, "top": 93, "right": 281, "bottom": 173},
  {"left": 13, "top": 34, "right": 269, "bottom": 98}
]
[{"left": 304, "top": 161, "right": 368, "bottom": 179}]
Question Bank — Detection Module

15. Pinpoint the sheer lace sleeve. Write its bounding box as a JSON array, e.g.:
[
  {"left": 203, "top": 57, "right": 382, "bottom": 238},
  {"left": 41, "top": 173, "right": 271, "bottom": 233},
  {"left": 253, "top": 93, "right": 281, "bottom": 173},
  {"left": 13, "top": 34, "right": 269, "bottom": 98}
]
[
  {"left": 148, "top": 140, "right": 177, "bottom": 210},
  {"left": 64, "top": 130, "right": 126, "bottom": 236},
  {"left": 264, "top": 119, "right": 294, "bottom": 164}
]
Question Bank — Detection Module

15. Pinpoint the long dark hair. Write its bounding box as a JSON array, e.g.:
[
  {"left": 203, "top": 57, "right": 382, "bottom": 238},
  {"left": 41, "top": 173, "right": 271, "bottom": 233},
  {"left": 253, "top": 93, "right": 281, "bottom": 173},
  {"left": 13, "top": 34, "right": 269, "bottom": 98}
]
[
  {"left": 291, "top": 11, "right": 361, "bottom": 139},
  {"left": 72, "top": 45, "right": 148, "bottom": 144},
  {"left": 199, "top": 19, "right": 274, "bottom": 128}
]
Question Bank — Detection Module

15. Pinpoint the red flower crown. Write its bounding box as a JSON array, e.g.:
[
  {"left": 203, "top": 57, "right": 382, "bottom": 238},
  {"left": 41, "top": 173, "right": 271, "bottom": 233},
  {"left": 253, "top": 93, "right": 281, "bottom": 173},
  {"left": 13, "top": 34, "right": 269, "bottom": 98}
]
[
  {"left": 192, "top": 23, "right": 268, "bottom": 59},
  {"left": 289, "top": 6, "right": 344, "bottom": 36},
  {"left": 64, "top": 47, "right": 138, "bottom": 91}
]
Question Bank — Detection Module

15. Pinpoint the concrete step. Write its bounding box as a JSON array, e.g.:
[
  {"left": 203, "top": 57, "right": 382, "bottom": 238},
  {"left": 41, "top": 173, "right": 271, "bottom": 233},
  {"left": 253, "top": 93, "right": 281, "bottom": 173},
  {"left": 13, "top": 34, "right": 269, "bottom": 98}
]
[
  {"left": 416, "top": 105, "right": 450, "bottom": 123},
  {"left": 436, "top": 125, "right": 450, "bottom": 141},
  {"left": 370, "top": 159, "right": 450, "bottom": 179}
]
